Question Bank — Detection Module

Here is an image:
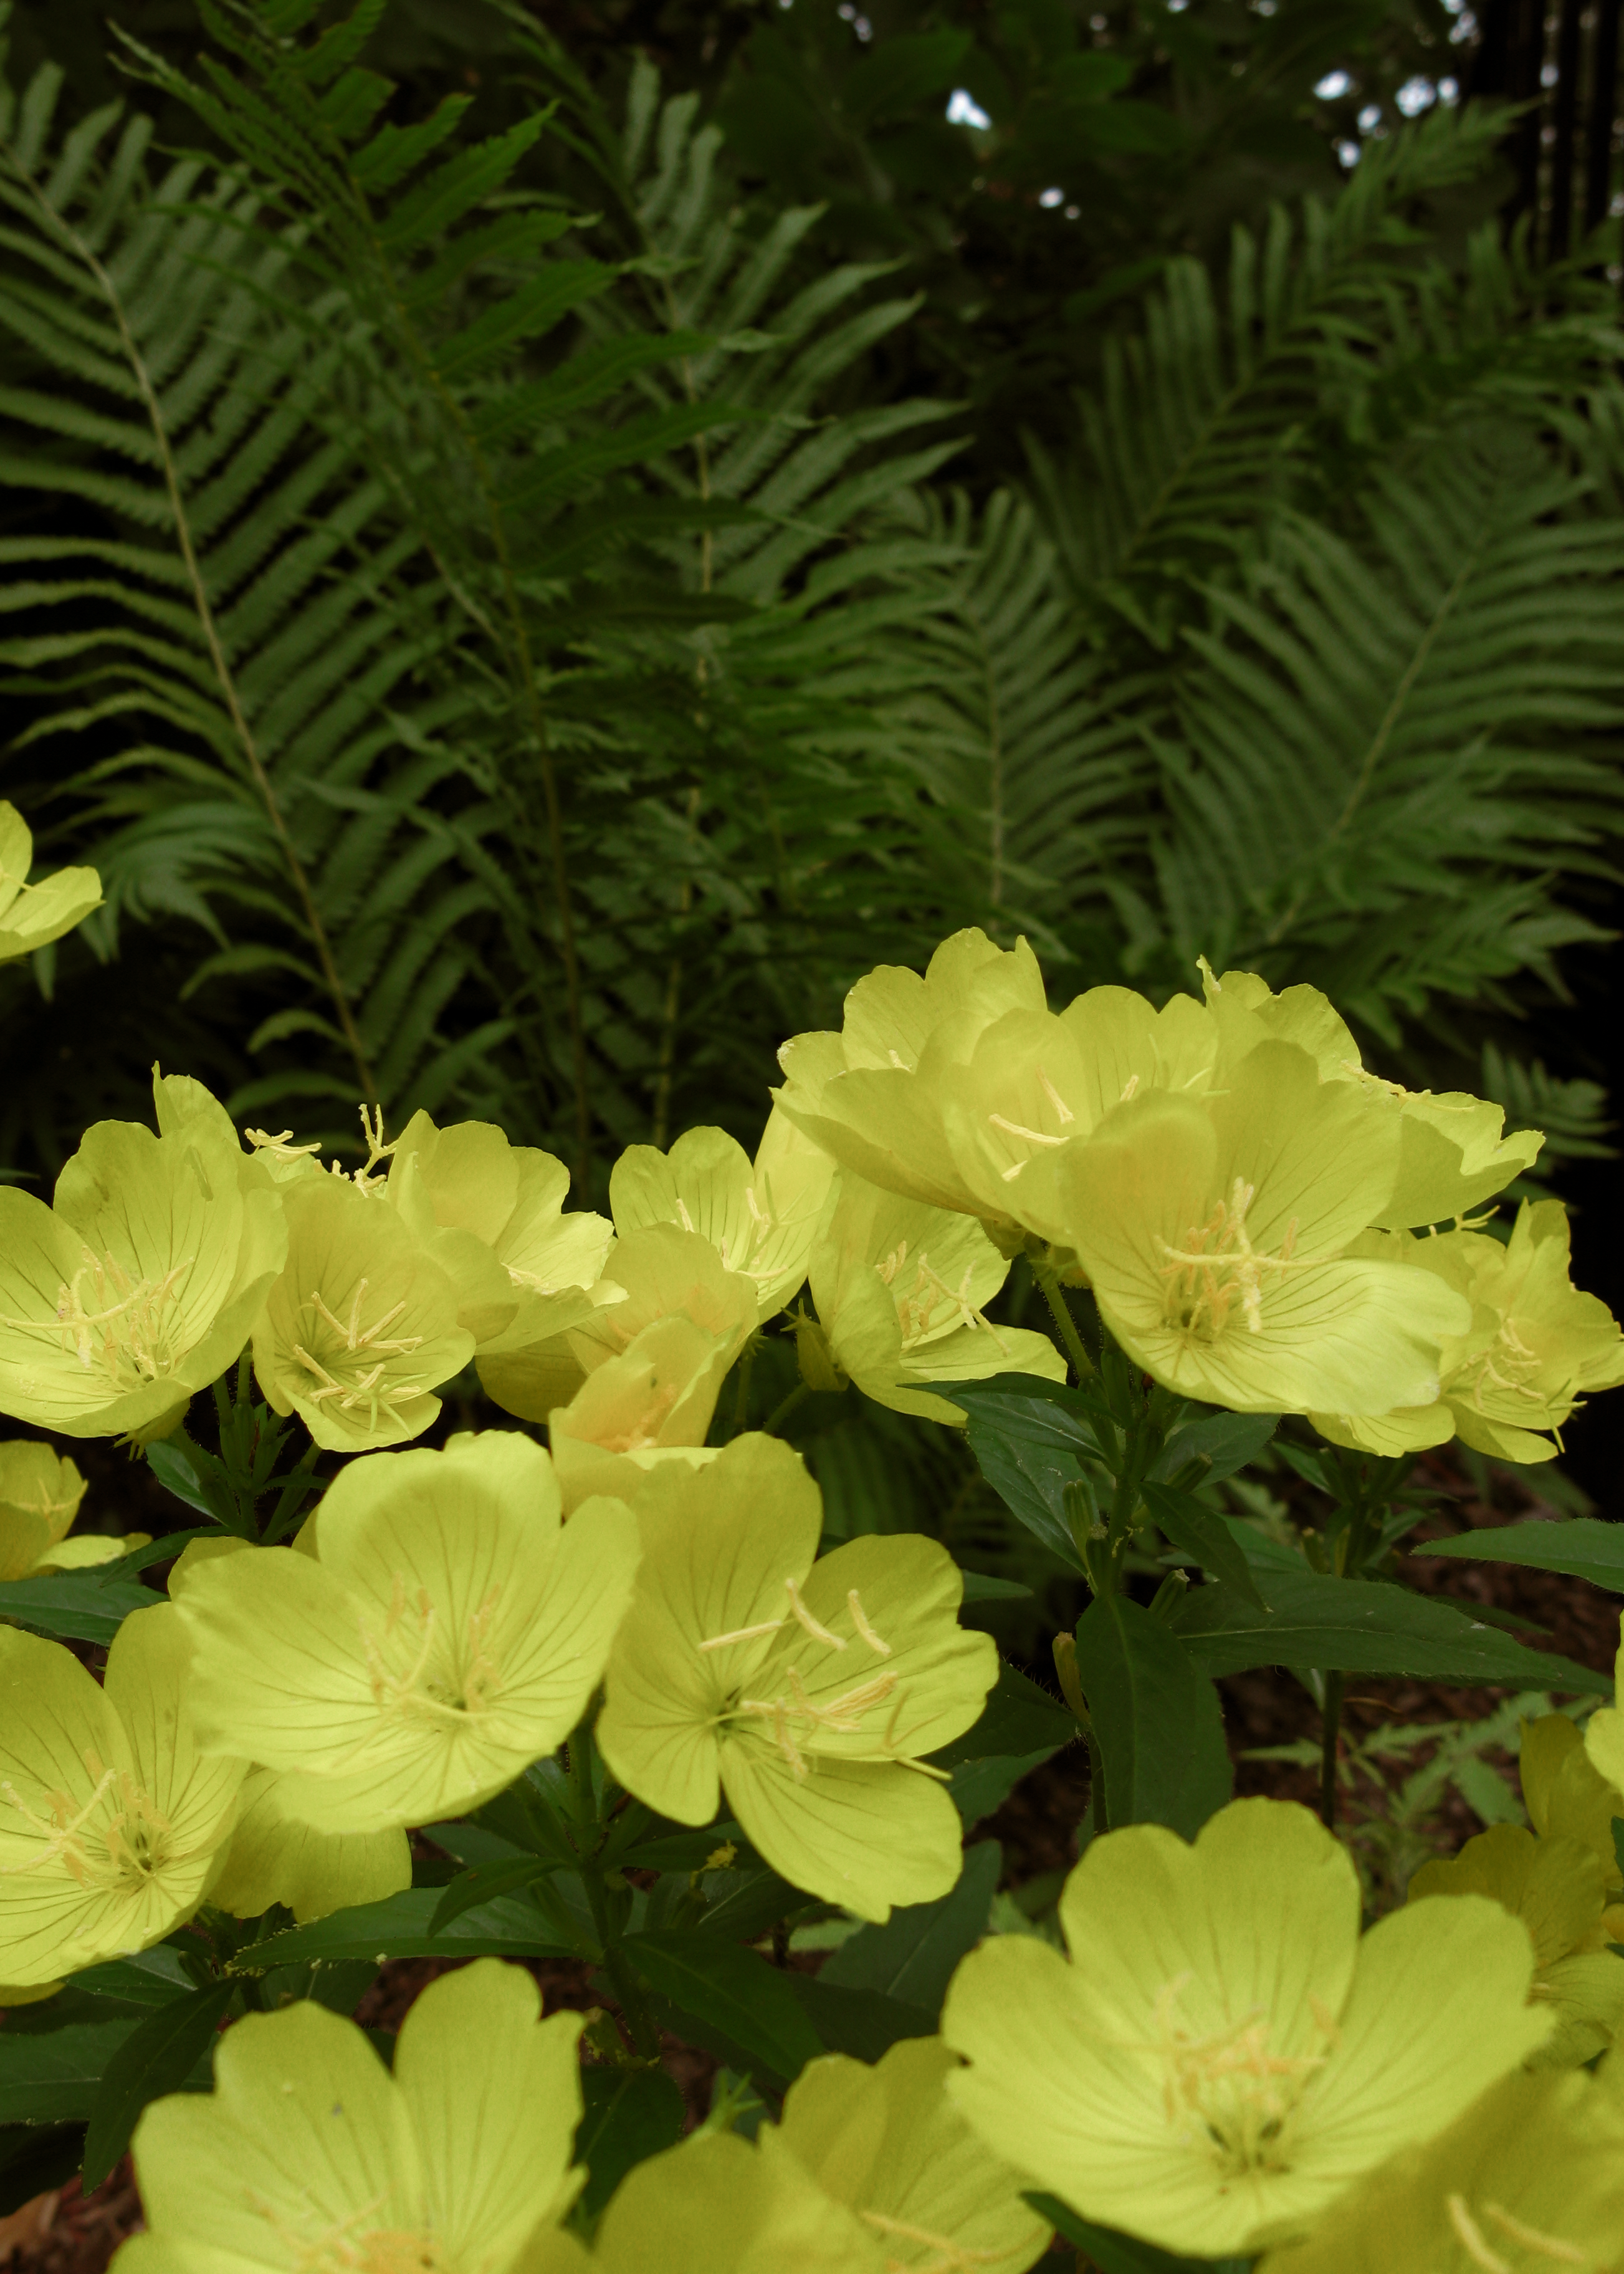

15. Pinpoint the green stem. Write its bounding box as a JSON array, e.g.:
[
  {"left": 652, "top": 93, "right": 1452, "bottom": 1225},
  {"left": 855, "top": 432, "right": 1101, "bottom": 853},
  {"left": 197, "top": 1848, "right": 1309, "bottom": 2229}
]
[
  {"left": 1320, "top": 1672, "right": 1346, "bottom": 1830},
  {"left": 1087, "top": 1730, "right": 1109, "bottom": 1836},
  {"left": 1033, "top": 1262, "right": 1095, "bottom": 1383},
  {"left": 762, "top": 1381, "right": 810, "bottom": 1437},
  {"left": 565, "top": 1730, "right": 661, "bottom": 2056}
]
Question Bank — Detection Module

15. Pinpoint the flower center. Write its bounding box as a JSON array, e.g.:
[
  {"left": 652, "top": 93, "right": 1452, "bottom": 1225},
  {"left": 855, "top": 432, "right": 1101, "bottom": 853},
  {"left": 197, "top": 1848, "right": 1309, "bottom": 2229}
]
[
  {"left": 698, "top": 1579, "right": 952, "bottom": 1783},
  {"left": 1458, "top": 1318, "right": 1552, "bottom": 1416},
  {"left": 876, "top": 1242, "right": 1010, "bottom": 1357},
  {"left": 251, "top": 2192, "right": 452, "bottom": 2274},
  {"left": 0, "top": 1754, "right": 179, "bottom": 1895},
  {"left": 358, "top": 1573, "right": 504, "bottom": 1727},
  {"left": 0, "top": 1246, "right": 196, "bottom": 1389},
  {"left": 1150, "top": 1977, "right": 1333, "bottom": 2181},
  {"left": 292, "top": 1279, "right": 429, "bottom": 1434},
  {"left": 1155, "top": 1179, "right": 1309, "bottom": 1341}
]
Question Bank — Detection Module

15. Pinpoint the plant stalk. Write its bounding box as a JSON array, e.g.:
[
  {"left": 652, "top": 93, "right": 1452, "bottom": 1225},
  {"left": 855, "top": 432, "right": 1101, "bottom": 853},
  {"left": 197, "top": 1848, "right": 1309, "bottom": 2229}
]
[
  {"left": 1033, "top": 1262, "right": 1095, "bottom": 1382},
  {"left": 14, "top": 168, "right": 378, "bottom": 1103}
]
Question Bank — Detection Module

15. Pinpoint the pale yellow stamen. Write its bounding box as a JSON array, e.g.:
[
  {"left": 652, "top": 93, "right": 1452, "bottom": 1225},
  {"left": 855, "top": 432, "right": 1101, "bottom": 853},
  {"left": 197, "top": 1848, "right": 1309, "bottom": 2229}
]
[
  {"left": 987, "top": 1113, "right": 1064, "bottom": 1149},
  {"left": 785, "top": 1576, "right": 846, "bottom": 1649},
  {"left": 1449, "top": 2197, "right": 1513, "bottom": 2274},
  {"left": 698, "top": 1617, "right": 787, "bottom": 1652},
  {"left": 1483, "top": 2202, "right": 1592, "bottom": 2265},
  {"left": 861, "top": 2209, "right": 1010, "bottom": 2274},
  {"left": 675, "top": 1196, "right": 696, "bottom": 1234},
  {"left": 1119, "top": 1072, "right": 1140, "bottom": 1103},
  {"left": 846, "top": 1589, "right": 892, "bottom": 1655},
  {"left": 1156, "top": 1179, "right": 1312, "bottom": 1339},
  {"left": 245, "top": 1126, "right": 323, "bottom": 1163},
  {"left": 1036, "top": 1067, "right": 1074, "bottom": 1125}
]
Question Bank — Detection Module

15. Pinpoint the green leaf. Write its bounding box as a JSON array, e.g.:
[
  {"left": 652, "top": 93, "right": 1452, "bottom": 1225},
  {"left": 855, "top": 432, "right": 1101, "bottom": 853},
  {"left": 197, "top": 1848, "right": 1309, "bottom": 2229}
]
[
  {"left": 616, "top": 1822, "right": 747, "bottom": 1874},
  {"left": 934, "top": 1376, "right": 1094, "bottom": 1571},
  {"left": 0, "top": 1568, "right": 163, "bottom": 1645},
  {"left": 1415, "top": 1521, "right": 1624, "bottom": 1593},
  {"left": 1025, "top": 2195, "right": 1243, "bottom": 2272},
  {"left": 694, "top": 1864, "right": 809, "bottom": 1942},
  {"left": 1139, "top": 1480, "right": 1268, "bottom": 1611},
  {"left": 233, "top": 1887, "right": 581, "bottom": 1970},
  {"left": 1168, "top": 1569, "right": 1610, "bottom": 1691},
  {"left": 256, "top": 1959, "right": 379, "bottom": 2018},
  {"left": 81, "top": 1980, "right": 237, "bottom": 2190},
  {"left": 957, "top": 1570, "right": 1034, "bottom": 1603},
  {"left": 821, "top": 1840, "right": 1000, "bottom": 2018},
  {"left": 1151, "top": 1410, "right": 1279, "bottom": 1487},
  {"left": 0, "top": 2020, "right": 147, "bottom": 2126},
  {"left": 948, "top": 1750, "right": 1056, "bottom": 1829},
  {"left": 575, "top": 2066, "right": 686, "bottom": 2222},
  {"left": 932, "top": 1658, "right": 1079, "bottom": 1770},
  {"left": 427, "top": 1856, "right": 558, "bottom": 1936},
  {"left": 619, "top": 1932, "right": 823, "bottom": 2082},
  {"left": 781, "top": 1976, "right": 935, "bottom": 2062},
  {"left": 69, "top": 1947, "right": 196, "bottom": 2006},
  {"left": 1074, "top": 1595, "right": 1233, "bottom": 1838}
]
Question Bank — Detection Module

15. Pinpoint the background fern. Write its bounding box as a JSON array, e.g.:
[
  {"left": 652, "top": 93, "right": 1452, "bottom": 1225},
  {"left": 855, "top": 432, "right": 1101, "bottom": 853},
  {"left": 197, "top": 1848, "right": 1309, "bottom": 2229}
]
[{"left": 1, "top": 0, "right": 1619, "bottom": 1252}]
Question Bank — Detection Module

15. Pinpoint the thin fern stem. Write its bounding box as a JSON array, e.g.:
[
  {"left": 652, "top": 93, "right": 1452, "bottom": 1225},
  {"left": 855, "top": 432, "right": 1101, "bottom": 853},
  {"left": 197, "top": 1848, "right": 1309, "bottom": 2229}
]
[
  {"left": 321, "top": 151, "right": 596, "bottom": 1191},
  {"left": 2, "top": 145, "right": 379, "bottom": 1103},
  {"left": 1263, "top": 542, "right": 1479, "bottom": 947},
  {"left": 649, "top": 290, "right": 714, "bottom": 1147}
]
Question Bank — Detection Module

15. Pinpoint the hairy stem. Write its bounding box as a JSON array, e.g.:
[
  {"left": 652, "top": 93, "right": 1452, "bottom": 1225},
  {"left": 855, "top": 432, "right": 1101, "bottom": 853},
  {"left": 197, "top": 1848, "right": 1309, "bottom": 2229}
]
[
  {"left": 1034, "top": 1262, "right": 1096, "bottom": 1382},
  {"left": 11, "top": 161, "right": 378, "bottom": 1101}
]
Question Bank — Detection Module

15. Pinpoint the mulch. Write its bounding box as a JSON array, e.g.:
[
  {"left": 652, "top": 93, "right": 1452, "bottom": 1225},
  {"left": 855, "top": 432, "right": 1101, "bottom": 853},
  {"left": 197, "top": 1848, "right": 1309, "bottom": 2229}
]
[{"left": 5, "top": 1456, "right": 1615, "bottom": 2273}]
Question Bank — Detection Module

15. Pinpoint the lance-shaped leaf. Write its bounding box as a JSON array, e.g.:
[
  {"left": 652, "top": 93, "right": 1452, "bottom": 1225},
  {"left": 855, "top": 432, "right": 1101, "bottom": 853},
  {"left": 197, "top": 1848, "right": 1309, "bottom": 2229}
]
[{"left": 1072, "top": 1595, "right": 1232, "bottom": 1838}]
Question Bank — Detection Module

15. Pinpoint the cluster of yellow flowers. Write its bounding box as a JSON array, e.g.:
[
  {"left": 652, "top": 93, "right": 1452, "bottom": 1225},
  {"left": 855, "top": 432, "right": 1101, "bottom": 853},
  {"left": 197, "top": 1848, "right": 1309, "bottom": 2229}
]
[
  {"left": 1, "top": 922, "right": 1623, "bottom": 2267},
  {"left": 117, "top": 1791, "right": 1624, "bottom": 2273}
]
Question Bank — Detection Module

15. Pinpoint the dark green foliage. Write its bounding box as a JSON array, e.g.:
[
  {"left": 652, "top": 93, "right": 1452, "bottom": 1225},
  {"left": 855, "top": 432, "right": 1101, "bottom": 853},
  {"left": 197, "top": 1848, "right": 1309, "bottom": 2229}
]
[{"left": 1, "top": 0, "right": 1619, "bottom": 1209}]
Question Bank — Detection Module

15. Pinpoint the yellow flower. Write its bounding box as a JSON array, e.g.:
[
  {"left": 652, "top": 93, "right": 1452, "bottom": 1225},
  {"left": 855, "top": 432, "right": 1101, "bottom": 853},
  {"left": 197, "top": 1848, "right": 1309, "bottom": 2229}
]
[
  {"left": 1039, "top": 1042, "right": 1471, "bottom": 1413},
  {"left": 0, "top": 1080, "right": 285, "bottom": 1441},
  {"left": 547, "top": 1318, "right": 725, "bottom": 1514},
  {"left": 386, "top": 1109, "right": 614, "bottom": 1354},
  {"left": 1313, "top": 1202, "right": 1624, "bottom": 1461},
  {"left": 778, "top": 2037, "right": 1051, "bottom": 2273},
  {"left": 610, "top": 1111, "right": 836, "bottom": 1320},
  {"left": 596, "top": 1434, "right": 996, "bottom": 1922},
  {"left": 1522, "top": 1710, "right": 1624, "bottom": 1884},
  {"left": 251, "top": 1171, "right": 473, "bottom": 1451},
  {"left": 532, "top": 2128, "right": 886, "bottom": 2274},
  {"left": 0, "top": 800, "right": 100, "bottom": 962},
  {"left": 204, "top": 1768, "right": 410, "bottom": 1925},
  {"left": 1256, "top": 2065, "right": 1624, "bottom": 2274},
  {"left": 0, "top": 1441, "right": 88, "bottom": 1581},
  {"left": 805, "top": 1173, "right": 1065, "bottom": 1422},
  {"left": 0, "top": 1607, "right": 244, "bottom": 1984},
  {"left": 942, "top": 1797, "right": 1550, "bottom": 2259},
  {"left": 121, "top": 1961, "right": 585, "bottom": 2274},
  {"left": 1198, "top": 962, "right": 1542, "bottom": 1228},
  {"left": 773, "top": 928, "right": 1051, "bottom": 1224},
  {"left": 175, "top": 1431, "right": 638, "bottom": 1833},
  {"left": 1410, "top": 1824, "right": 1624, "bottom": 2068}
]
